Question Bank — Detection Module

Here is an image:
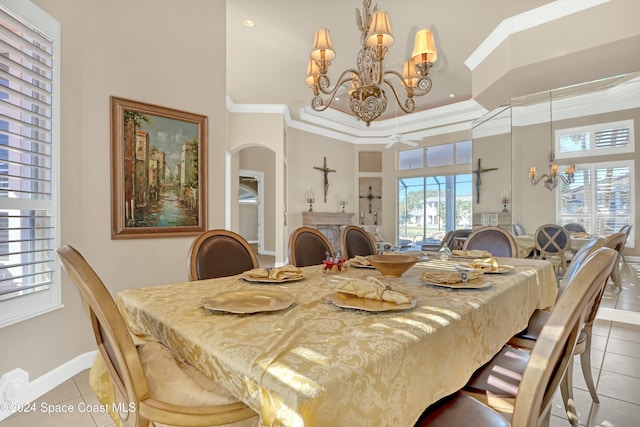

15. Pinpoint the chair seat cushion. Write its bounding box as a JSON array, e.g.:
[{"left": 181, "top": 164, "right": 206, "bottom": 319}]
[
  {"left": 464, "top": 346, "right": 530, "bottom": 398},
  {"left": 138, "top": 342, "right": 241, "bottom": 407},
  {"left": 516, "top": 309, "right": 551, "bottom": 341},
  {"left": 414, "top": 392, "right": 509, "bottom": 427}
]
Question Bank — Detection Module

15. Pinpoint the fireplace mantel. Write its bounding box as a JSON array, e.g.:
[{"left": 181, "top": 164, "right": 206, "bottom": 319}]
[
  {"left": 302, "top": 212, "right": 355, "bottom": 226},
  {"left": 302, "top": 212, "right": 355, "bottom": 254}
]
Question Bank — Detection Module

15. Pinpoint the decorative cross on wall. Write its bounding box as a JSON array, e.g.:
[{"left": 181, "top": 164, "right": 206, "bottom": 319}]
[
  {"left": 313, "top": 157, "right": 336, "bottom": 203},
  {"left": 360, "top": 186, "right": 381, "bottom": 213},
  {"left": 472, "top": 158, "right": 498, "bottom": 204}
]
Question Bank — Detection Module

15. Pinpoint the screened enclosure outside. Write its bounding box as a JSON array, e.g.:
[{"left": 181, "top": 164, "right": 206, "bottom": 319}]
[{"left": 398, "top": 174, "right": 473, "bottom": 246}]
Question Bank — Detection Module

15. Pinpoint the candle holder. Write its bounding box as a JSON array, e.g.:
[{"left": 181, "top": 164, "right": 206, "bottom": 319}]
[
  {"left": 339, "top": 200, "right": 348, "bottom": 213},
  {"left": 306, "top": 189, "right": 315, "bottom": 212},
  {"left": 501, "top": 193, "right": 510, "bottom": 213}
]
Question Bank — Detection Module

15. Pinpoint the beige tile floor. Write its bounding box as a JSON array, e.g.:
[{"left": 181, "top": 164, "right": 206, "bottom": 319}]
[{"left": 3, "top": 260, "right": 639, "bottom": 426}]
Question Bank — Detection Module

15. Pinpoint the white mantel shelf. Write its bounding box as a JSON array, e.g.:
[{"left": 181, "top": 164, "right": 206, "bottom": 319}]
[{"left": 302, "top": 212, "right": 355, "bottom": 226}]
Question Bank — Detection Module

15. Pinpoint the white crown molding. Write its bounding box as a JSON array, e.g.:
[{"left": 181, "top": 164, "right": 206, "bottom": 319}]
[
  {"left": 227, "top": 96, "right": 488, "bottom": 144},
  {"left": 465, "top": 0, "right": 611, "bottom": 71}
]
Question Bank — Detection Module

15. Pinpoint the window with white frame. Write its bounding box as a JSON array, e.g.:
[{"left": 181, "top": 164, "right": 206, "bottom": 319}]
[
  {"left": 556, "top": 119, "right": 634, "bottom": 158},
  {"left": 398, "top": 140, "right": 472, "bottom": 170},
  {"left": 0, "top": 1, "right": 60, "bottom": 327},
  {"left": 558, "top": 161, "right": 634, "bottom": 247}
]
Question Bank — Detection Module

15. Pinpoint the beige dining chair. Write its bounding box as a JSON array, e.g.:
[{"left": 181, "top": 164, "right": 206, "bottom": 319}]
[
  {"left": 414, "top": 247, "right": 617, "bottom": 427},
  {"left": 188, "top": 229, "right": 259, "bottom": 281},
  {"left": 619, "top": 224, "right": 633, "bottom": 267},
  {"left": 605, "top": 232, "right": 627, "bottom": 289},
  {"left": 462, "top": 226, "right": 517, "bottom": 258},
  {"left": 563, "top": 222, "right": 587, "bottom": 233},
  {"left": 512, "top": 223, "right": 526, "bottom": 236},
  {"left": 288, "top": 226, "right": 335, "bottom": 267},
  {"left": 507, "top": 236, "right": 607, "bottom": 423},
  {"left": 340, "top": 225, "right": 378, "bottom": 259},
  {"left": 534, "top": 224, "right": 572, "bottom": 278},
  {"left": 56, "top": 245, "right": 258, "bottom": 427}
]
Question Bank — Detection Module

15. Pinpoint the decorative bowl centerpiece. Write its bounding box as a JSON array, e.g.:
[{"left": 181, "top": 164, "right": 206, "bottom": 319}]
[{"left": 365, "top": 254, "right": 421, "bottom": 278}]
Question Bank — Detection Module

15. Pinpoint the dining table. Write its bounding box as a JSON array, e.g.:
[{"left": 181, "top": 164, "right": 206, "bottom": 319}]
[{"left": 114, "top": 256, "right": 558, "bottom": 427}]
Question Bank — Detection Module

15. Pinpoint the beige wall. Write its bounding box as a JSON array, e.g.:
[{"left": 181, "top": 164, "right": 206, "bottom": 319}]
[
  {"left": 0, "top": 0, "right": 227, "bottom": 378},
  {"left": 286, "top": 129, "right": 356, "bottom": 236}
]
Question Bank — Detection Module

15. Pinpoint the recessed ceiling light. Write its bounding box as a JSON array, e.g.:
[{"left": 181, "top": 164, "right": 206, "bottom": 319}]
[
  {"left": 449, "top": 93, "right": 455, "bottom": 98},
  {"left": 243, "top": 19, "right": 255, "bottom": 28}
]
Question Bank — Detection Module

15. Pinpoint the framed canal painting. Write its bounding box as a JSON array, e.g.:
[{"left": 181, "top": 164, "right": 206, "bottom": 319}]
[{"left": 110, "top": 97, "right": 207, "bottom": 239}]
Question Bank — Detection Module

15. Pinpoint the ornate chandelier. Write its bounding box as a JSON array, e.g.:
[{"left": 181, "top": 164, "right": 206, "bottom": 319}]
[
  {"left": 305, "top": 0, "right": 437, "bottom": 127},
  {"left": 529, "top": 93, "right": 576, "bottom": 190}
]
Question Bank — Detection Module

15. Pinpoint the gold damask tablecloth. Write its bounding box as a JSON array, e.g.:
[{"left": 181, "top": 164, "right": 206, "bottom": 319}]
[
  {"left": 514, "top": 234, "right": 594, "bottom": 258},
  {"left": 115, "top": 257, "right": 557, "bottom": 427}
]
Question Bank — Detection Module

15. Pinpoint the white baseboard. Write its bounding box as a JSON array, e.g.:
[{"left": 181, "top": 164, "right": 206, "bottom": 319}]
[
  {"left": 0, "top": 350, "right": 96, "bottom": 421},
  {"left": 597, "top": 307, "right": 640, "bottom": 325}
]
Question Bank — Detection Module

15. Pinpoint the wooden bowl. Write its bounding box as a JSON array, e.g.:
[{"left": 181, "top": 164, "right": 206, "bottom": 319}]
[{"left": 366, "top": 254, "right": 420, "bottom": 278}]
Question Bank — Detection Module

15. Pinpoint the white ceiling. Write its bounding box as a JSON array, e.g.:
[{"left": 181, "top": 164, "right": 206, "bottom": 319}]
[{"left": 225, "top": 0, "right": 638, "bottom": 144}]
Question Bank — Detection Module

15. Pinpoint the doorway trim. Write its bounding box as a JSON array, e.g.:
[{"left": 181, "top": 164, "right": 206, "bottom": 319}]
[{"left": 239, "top": 169, "right": 265, "bottom": 253}]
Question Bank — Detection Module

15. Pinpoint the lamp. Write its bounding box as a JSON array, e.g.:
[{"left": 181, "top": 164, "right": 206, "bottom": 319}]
[
  {"left": 306, "top": 0, "right": 437, "bottom": 127},
  {"left": 529, "top": 93, "right": 576, "bottom": 191}
]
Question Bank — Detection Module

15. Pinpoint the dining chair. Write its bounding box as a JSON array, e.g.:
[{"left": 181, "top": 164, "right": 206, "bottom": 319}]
[
  {"left": 462, "top": 226, "right": 517, "bottom": 258},
  {"left": 605, "top": 232, "right": 627, "bottom": 289},
  {"left": 288, "top": 226, "right": 335, "bottom": 267},
  {"left": 421, "top": 230, "right": 454, "bottom": 252},
  {"left": 533, "top": 224, "right": 572, "bottom": 278},
  {"left": 618, "top": 223, "right": 632, "bottom": 273},
  {"left": 361, "top": 224, "right": 393, "bottom": 252},
  {"left": 56, "top": 245, "right": 258, "bottom": 427},
  {"left": 512, "top": 223, "right": 526, "bottom": 236},
  {"left": 563, "top": 222, "right": 587, "bottom": 233},
  {"left": 340, "top": 225, "right": 378, "bottom": 259},
  {"left": 414, "top": 247, "right": 617, "bottom": 427},
  {"left": 507, "top": 237, "right": 607, "bottom": 423},
  {"left": 188, "top": 229, "right": 259, "bottom": 281}
]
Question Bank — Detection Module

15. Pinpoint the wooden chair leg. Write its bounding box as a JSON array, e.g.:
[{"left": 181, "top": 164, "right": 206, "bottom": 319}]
[
  {"left": 580, "top": 326, "right": 600, "bottom": 404},
  {"left": 561, "top": 356, "right": 580, "bottom": 426}
]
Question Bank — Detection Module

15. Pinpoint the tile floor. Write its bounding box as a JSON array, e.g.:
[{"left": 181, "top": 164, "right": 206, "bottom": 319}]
[{"left": 3, "top": 260, "right": 639, "bottom": 426}]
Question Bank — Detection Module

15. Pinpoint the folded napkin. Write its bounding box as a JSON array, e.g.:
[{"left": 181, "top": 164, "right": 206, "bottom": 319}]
[
  {"left": 419, "top": 268, "right": 484, "bottom": 284},
  {"left": 471, "top": 257, "right": 499, "bottom": 272},
  {"left": 337, "top": 277, "right": 412, "bottom": 304},
  {"left": 452, "top": 249, "right": 492, "bottom": 258},
  {"left": 348, "top": 255, "right": 371, "bottom": 266},
  {"left": 244, "top": 265, "right": 303, "bottom": 280}
]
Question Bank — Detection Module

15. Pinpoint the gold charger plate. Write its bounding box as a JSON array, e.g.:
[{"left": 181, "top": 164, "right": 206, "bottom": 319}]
[
  {"left": 201, "top": 290, "right": 294, "bottom": 314},
  {"left": 241, "top": 274, "right": 305, "bottom": 283},
  {"left": 420, "top": 277, "right": 493, "bottom": 289},
  {"left": 347, "top": 263, "right": 376, "bottom": 269},
  {"left": 327, "top": 292, "right": 417, "bottom": 312},
  {"left": 483, "top": 265, "right": 516, "bottom": 274}
]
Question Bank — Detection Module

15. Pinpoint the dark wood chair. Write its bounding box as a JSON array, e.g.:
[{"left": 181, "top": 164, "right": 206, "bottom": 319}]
[
  {"left": 288, "top": 226, "right": 335, "bottom": 267},
  {"left": 188, "top": 229, "right": 259, "bottom": 280},
  {"left": 56, "top": 245, "right": 258, "bottom": 427},
  {"left": 340, "top": 225, "right": 377, "bottom": 259}
]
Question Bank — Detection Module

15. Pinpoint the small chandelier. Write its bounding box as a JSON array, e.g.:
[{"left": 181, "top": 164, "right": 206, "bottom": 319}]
[
  {"left": 529, "top": 93, "right": 576, "bottom": 191},
  {"left": 305, "top": 0, "right": 437, "bottom": 127}
]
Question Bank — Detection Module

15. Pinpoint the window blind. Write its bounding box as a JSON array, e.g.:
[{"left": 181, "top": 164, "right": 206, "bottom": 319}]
[{"left": 0, "top": 6, "right": 55, "bottom": 301}]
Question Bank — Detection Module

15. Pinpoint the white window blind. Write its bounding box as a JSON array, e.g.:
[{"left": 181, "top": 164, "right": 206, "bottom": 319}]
[
  {"left": 0, "top": 1, "right": 60, "bottom": 326},
  {"left": 557, "top": 119, "right": 634, "bottom": 158},
  {"left": 559, "top": 161, "right": 634, "bottom": 246}
]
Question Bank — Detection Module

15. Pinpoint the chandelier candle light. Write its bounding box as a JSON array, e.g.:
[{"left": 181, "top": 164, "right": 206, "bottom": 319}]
[
  {"left": 529, "top": 92, "right": 576, "bottom": 191},
  {"left": 306, "top": 0, "right": 437, "bottom": 126}
]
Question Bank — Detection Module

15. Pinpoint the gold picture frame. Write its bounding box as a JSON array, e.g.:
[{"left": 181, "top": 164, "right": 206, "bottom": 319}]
[{"left": 111, "top": 96, "right": 207, "bottom": 239}]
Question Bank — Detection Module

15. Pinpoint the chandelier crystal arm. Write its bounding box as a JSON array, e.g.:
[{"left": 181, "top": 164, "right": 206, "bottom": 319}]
[
  {"left": 317, "top": 68, "right": 360, "bottom": 96},
  {"left": 382, "top": 72, "right": 415, "bottom": 114},
  {"left": 311, "top": 69, "right": 362, "bottom": 112}
]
